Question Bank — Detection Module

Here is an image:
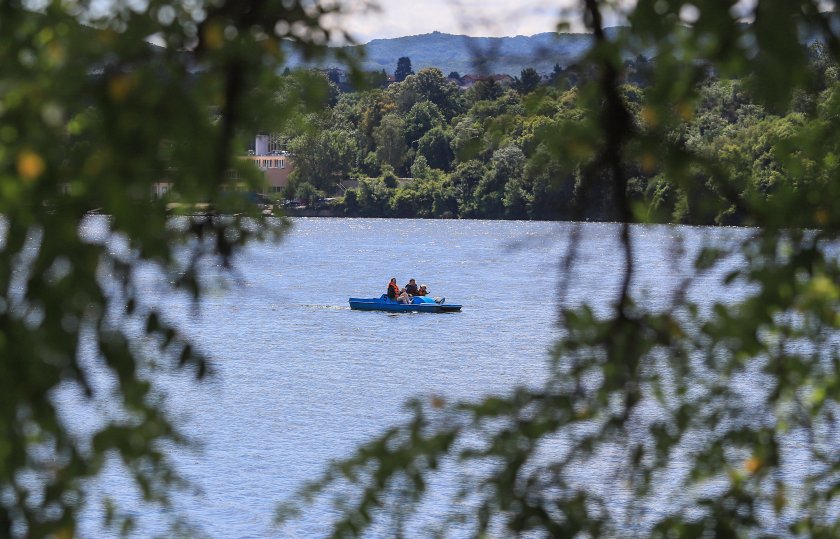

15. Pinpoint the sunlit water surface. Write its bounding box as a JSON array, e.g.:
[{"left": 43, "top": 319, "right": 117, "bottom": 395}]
[{"left": 72, "top": 218, "right": 754, "bottom": 538}]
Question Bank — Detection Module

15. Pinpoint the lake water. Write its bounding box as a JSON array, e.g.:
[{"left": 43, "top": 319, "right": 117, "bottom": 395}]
[{"left": 75, "top": 218, "right": 751, "bottom": 538}]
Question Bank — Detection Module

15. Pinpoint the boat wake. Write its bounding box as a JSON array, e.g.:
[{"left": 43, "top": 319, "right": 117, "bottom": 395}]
[{"left": 299, "top": 304, "right": 350, "bottom": 310}]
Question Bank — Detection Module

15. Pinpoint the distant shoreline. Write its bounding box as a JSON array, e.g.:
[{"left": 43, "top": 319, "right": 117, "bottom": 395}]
[{"left": 282, "top": 207, "right": 340, "bottom": 218}]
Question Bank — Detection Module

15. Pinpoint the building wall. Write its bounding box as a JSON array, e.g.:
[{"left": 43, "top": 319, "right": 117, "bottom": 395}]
[
  {"left": 263, "top": 163, "right": 294, "bottom": 193},
  {"left": 242, "top": 155, "right": 294, "bottom": 194}
]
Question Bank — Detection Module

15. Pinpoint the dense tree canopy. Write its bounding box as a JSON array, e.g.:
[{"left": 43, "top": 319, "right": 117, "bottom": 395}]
[{"left": 279, "top": 34, "right": 840, "bottom": 225}]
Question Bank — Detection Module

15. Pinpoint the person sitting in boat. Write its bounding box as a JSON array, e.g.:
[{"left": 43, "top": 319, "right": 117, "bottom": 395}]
[
  {"left": 416, "top": 284, "right": 429, "bottom": 296},
  {"left": 404, "top": 278, "right": 419, "bottom": 296},
  {"left": 386, "top": 277, "right": 411, "bottom": 304}
]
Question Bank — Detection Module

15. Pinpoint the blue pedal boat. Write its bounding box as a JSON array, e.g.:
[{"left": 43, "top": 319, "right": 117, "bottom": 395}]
[{"left": 349, "top": 294, "right": 462, "bottom": 313}]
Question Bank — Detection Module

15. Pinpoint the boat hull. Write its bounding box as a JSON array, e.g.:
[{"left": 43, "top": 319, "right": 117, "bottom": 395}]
[{"left": 349, "top": 296, "right": 461, "bottom": 313}]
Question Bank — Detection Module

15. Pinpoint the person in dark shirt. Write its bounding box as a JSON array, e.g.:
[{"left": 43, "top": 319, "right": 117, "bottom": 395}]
[{"left": 404, "top": 278, "right": 419, "bottom": 296}]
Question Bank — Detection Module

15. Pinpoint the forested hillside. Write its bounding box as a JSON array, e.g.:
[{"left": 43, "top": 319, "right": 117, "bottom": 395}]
[{"left": 278, "top": 44, "right": 839, "bottom": 226}]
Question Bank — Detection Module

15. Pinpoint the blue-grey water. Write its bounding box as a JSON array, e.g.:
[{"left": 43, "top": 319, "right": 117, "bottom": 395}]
[{"left": 73, "top": 218, "right": 752, "bottom": 538}]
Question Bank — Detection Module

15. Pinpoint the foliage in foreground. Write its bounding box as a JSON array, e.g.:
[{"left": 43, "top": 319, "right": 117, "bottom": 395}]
[
  {"left": 0, "top": 1, "right": 361, "bottom": 536},
  {"left": 278, "top": 1, "right": 840, "bottom": 537}
]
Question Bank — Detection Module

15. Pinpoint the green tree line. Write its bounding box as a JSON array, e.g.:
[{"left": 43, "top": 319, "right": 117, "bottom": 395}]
[{"left": 282, "top": 44, "right": 840, "bottom": 226}]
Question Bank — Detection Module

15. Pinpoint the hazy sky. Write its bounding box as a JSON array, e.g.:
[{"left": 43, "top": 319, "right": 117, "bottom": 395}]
[
  {"left": 331, "top": 0, "right": 801, "bottom": 44},
  {"left": 335, "top": 0, "right": 603, "bottom": 43}
]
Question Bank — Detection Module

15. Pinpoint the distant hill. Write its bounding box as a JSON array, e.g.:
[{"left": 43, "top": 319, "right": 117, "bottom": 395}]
[
  {"left": 285, "top": 29, "right": 626, "bottom": 76},
  {"left": 284, "top": 12, "right": 840, "bottom": 78},
  {"left": 351, "top": 31, "right": 598, "bottom": 76}
]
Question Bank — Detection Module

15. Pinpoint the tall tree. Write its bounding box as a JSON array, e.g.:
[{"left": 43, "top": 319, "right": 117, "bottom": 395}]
[
  {"left": 394, "top": 56, "right": 414, "bottom": 82},
  {"left": 467, "top": 78, "right": 504, "bottom": 102},
  {"left": 373, "top": 113, "right": 408, "bottom": 172},
  {"left": 416, "top": 126, "right": 455, "bottom": 172},
  {"left": 404, "top": 101, "right": 445, "bottom": 148},
  {"left": 514, "top": 66, "right": 542, "bottom": 94},
  {"left": 474, "top": 145, "right": 525, "bottom": 216},
  {"left": 550, "top": 62, "right": 563, "bottom": 83},
  {"left": 289, "top": 127, "right": 358, "bottom": 191},
  {"left": 450, "top": 159, "right": 486, "bottom": 216},
  {"left": 406, "top": 67, "right": 466, "bottom": 119}
]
